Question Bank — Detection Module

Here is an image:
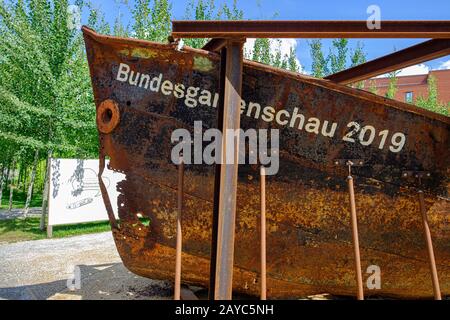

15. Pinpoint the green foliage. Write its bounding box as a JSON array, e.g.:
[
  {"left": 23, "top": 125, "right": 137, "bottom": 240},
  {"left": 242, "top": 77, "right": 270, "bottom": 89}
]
[
  {"left": 309, "top": 40, "right": 329, "bottom": 78},
  {"left": 287, "top": 47, "right": 300, "bottom": 73},
  {"left": 252, "top": 38, "right": 272, "bottom": 65},
  {"left": 309, "top": 39, "right": 366, "bottom": 79},
  {"left": 86, "top": 2, "right": 111, "bottom": 34},
  {"left": 385, "top": 71, "right": 399, "bottom": 99},
  {"left": 415, "top": 75, "right": 448, "bottom": 116},
  {"left": 251, "top": 39, "right": 300, "bottom": 73},
  {"left": 350, "top": 42, "right": 367, "bottom": 89},
  {"left": 329, "top": 38, "right": 348, "bottom": 74},
  {"left": 1, "top": 188, "right": 42, "bottom": 210},
  {"left": 113, "top": 1, "right": 130, "bottom": 37},
  {"left": 183, "top": 0, "right": 243, "bottom": 49},
  {"left": 0, "top": 0, "right": 98, "bottom": 203},
  {"left": 217, "top": 0, "right": 243, "bottom": 20},
  {"left": 132, "top": 0, "right": 172, "bottom": 42}
]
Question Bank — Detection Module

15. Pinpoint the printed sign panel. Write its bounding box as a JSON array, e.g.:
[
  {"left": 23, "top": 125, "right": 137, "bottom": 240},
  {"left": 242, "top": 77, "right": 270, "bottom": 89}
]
[{"left": 48, "top": 159, "right": 123, "bottom": 226}]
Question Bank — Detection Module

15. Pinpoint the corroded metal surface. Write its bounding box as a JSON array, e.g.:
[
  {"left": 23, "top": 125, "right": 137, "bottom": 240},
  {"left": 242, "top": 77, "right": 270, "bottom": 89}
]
[
  {"left": 171, "top": 20, "right": 450, "bottom": 39},
  {"left": 82, "top": 26, "right": 450, "bottom": 298}
]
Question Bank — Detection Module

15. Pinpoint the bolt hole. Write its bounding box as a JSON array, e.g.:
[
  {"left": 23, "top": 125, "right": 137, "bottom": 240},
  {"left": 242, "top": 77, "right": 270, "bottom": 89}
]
[{"left": 102, "top": 108, "right": 113, "bottom": 124}]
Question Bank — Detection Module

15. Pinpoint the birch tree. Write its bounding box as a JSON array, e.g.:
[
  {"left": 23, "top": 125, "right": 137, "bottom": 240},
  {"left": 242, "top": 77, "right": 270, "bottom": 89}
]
[
  {"left": 0, "top": 0, "right": 97, "bottom": 225},
  {"left": 132, "top": 0, "right": 172, "bottom": 42},
  {"left": 24, "top": 149, "right": 39, "bottom": 216}
]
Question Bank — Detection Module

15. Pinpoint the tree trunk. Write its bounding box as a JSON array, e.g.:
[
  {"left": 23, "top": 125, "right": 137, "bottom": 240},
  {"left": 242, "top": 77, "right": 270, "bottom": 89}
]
[
  {"left": 8, "top": 158, "right": 17, "bottom": 212},
  {"left": 18, "top": 163, "right": 23, "bottom": 193},
  {"left": 0, "top": 164, "right": 4, "bottom": 207},
  {"left": 40, "top": 149, "right": 52, "bottom": 230},
  {"left": 24, "top": 150, "right": 39, "bottom": 217},
  {"left": 0, "top": 164, "right": 10, "bottom": 207}
]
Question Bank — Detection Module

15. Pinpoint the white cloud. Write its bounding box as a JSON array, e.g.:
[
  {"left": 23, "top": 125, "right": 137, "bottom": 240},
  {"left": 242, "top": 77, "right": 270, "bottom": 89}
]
[
  {"left": 438, "top": 59, "right": 450, "bottom": 70},
  {"left": 376, "top": 63, "right": 430, "bottom": 78},
  {"left": 244, "top": 38, "right": 303, "bottom": 73},
  {"left": 396, "top": 64, "right": 430, "bottom": 76}
]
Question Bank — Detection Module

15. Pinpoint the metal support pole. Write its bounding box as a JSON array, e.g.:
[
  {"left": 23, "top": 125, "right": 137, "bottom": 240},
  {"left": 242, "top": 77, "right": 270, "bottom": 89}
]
[
  {"left": 347, "top": 163, "right": 364, "bottom": 300},
  {"left": 418, "top": 190, "right": 442, "bottom": 300},
  {"left": 174, "top": 157, "right": 184, "bottom": 300},
  {"left": 214, "top": 39, "right": 244, "bottom": 300},
  {"left": 260, "top": 166, "right": 267, "bottom": 300},
  {"left": 209, "top": 46, "right": 227, "bottom": 300}
]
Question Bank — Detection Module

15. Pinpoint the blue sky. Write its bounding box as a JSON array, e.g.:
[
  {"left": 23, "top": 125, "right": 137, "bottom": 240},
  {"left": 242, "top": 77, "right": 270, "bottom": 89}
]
[{"left": 81, "top": 0, "right": 450, "bottom": 74}]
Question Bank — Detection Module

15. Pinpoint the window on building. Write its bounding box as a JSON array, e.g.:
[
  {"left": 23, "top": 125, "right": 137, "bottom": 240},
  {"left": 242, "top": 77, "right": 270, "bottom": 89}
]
[{"left": 405, "top": 91, "right": 413, "bottom": 103}]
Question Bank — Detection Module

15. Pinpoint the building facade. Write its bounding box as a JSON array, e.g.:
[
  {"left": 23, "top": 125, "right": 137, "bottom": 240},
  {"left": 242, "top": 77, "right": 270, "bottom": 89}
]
[{"left": 364, "top": 69, "right": 450, "bottom": 105}]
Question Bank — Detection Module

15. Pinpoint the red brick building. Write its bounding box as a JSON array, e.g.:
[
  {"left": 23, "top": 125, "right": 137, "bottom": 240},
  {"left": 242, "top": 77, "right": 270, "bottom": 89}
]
[{"left": 364, "top": 69, "right": 450, "bottom": 105}]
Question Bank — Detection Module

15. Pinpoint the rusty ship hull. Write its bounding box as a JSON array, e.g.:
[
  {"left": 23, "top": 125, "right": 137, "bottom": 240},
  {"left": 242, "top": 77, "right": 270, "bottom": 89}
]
[{"left": 82, "top": 27, "right": 450, "bottom": 298}]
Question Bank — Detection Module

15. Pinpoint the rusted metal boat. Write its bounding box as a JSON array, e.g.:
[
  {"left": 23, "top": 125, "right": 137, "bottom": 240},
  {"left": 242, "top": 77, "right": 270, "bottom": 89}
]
[{"left": 82, "top": 26, "right": 449, "bottom": 298}]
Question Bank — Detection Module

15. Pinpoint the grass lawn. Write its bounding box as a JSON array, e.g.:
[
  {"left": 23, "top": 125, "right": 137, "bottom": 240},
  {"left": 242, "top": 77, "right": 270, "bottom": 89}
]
[
  {"left": 0, "top": 189, "right": 43, "bottom": 210},
  {"left": 0, "top": 217, "right": 111, "bottom": 243}
]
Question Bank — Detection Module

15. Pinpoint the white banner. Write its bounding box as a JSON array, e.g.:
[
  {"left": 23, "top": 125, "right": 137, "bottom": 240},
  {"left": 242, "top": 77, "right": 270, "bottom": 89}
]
[{"left": 48, "top": 159, "right": 124, "bottom": 226}]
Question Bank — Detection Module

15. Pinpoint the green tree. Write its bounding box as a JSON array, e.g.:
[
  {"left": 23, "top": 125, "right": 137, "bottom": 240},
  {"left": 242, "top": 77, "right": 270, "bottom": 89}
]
[
  {"left": 309, "top": 39, "right": 366, "bottom": 80},
  {"left": 309, "top": 39, "right": 329, "bottom": 78},
  {"left": 132, "top": 0, "right": 172, "bottom": 42},
  {"left": 0, "top": 0, "right": 97, "bottom": 223},
  {"left": 252, "top": 38, "right": 272, "bottom": 65},
  {"left": 183, "top": 0, "right": 243, "bottom": 49},
  {"left": 287, "top": 47, "right": 300, "bottom": 72},
  {"left": 385, "top": 71, "right": 399, "bottom": 99},
  {"left": 217, "top": 0, "right": 243, "bottom": 20},
  {"left": 113, "top": 0, "right": 130, "bottom": 37},
  {"left": 415, "top": 75, "right": 448, "bottom": 116},
  {"left": 350, "top": 42, "right": 367, "bottom": 89},
  {"left": 329, "top": 38, "right": 348, "bottom": 74}
]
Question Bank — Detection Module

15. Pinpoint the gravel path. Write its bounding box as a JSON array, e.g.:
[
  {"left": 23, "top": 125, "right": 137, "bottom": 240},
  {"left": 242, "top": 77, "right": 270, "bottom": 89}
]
[{"left": 0, "top": 232, "right": 173, "bottom": 300}]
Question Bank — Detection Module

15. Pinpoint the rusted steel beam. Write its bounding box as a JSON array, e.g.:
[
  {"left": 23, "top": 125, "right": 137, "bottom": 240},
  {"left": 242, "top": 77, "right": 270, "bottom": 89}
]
[
  {"left": 326, "top": 39, "right": 450, "bottom": 84},
  {"left": 418, "top": 190, "right": 442, "bottom": 300},
  {"left": 174, "top": 157, "right": 184, "bottom": 300},
  {"left": 172, "top": 20, "right": 450, "bottom": 39},
  {"left": 347, "top": 170, "right": 364, "bottom": 300},
  {"left": 260, "top": 166, "right": 267, "bottom": 300},
  {"left": 214, "top": 40, "right": 244, "bottom": 300},
  {"left": 209, "top": 46, "right": 227, "bottom": 300}
]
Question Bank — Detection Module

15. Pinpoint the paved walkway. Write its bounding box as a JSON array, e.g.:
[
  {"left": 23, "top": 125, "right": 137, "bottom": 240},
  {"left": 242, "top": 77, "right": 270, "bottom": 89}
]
[
  {"left": 0, "top": 207, "right": 42, "bottom": 220},
  {"left": 0, "top": 232, "right": 173, "bottom": 300}
]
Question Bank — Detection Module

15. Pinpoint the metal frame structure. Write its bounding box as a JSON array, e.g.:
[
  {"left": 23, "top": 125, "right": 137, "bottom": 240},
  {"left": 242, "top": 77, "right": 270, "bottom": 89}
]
[
  {"left": 172, "top": 20, "right": 450, "bottom": 38},
  {"left": 170, "top": 20, "right": 450, "bottom": 300},
  {"left": 325, "top": 38, "right": 450, "bottom": 84}
]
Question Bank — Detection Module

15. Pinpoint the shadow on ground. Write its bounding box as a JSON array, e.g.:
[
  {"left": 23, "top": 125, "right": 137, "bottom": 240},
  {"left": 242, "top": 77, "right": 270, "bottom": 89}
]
[{"left": 0, "top": 262, "right": 173, "bottom": 300}]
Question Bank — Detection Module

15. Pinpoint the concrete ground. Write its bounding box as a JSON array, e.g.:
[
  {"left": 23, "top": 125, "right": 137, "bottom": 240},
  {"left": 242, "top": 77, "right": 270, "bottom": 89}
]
[{"left": 0, "top": 232, "right": 173, "bottom": 300}]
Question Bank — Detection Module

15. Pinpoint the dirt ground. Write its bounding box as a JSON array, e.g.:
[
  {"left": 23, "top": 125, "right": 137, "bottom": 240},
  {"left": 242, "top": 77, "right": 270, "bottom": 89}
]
[{"left": 0, "top": 232, "right": 174, "bottom": 300}]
